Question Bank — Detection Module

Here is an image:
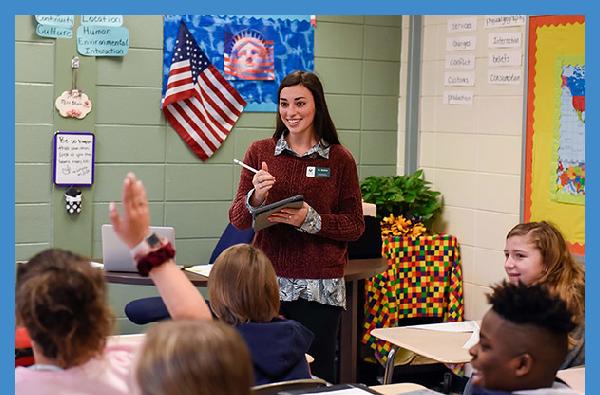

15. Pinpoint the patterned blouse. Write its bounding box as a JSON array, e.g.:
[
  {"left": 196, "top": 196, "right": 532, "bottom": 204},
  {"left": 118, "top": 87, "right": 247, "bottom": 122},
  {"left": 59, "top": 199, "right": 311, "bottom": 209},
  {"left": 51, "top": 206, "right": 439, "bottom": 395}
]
[{"left": 245, "top": 135, "right": 346, "bottom": 308}]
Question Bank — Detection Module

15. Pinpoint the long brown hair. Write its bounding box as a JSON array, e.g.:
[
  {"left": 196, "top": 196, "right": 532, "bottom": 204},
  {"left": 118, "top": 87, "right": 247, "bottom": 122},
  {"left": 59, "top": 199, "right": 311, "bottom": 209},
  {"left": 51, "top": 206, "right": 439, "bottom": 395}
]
[
  {"left": 136, "top": 320, "right": 253, "bottom": 395},
  {"left": 208, "top": 244, "right": 280, "bottom": 325},
  {"left": 506, "top": 221, "right": 585, "bottom": 325},
  {"left": 16, "top": 249, "right": 114, "bottom": 368},
  {"left": 274, "top": 70, "right": 340, "bottom": 145}
]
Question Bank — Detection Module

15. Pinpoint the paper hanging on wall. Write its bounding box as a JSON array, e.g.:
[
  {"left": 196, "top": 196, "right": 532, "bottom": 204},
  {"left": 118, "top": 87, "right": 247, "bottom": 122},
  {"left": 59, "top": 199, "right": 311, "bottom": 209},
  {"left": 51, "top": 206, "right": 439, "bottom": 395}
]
[
  {"left": 447, "top": 17, "right": 477, "bottom": 33},
  {"left": 55, "top": 90, "right": 92, "bottom": 119},
  {"left": 34, "top": 15, "right": 74, "bottom": 39},
  {"left": 484, "top": 15, "right": 526, "bottom": 29},
  {"left": 488, "top": 32, "right": 522, "bottom": 48},
  {"left": 36, "top": 24, "right": 73, "bottom": 39},
  {"left": 80, "top": 15, "right": 123, "bottom": 26},
  {"left": 53, "top": 131, "right": 95, "bottom": 186},
  {"left": 488, "top": 51, "right": 522, "bottom": 67},
  {"left": 444, "top": 71, "right": 475, "bottom": 86},
  {"left": 77, "top": 25, "right": 129, "bottom": 56},
  {"left": 35, "top": 15, "right": 74, "bottom": 27},
  {"left": 443, "top": 91, "right": 474, "bottom": 105},
  {"left": 446, "top": 36, "right": 476, "bottom": 51},
  {"left": 445, "top": 55, "right": 475, "bottom": 70},
  {"left": 224, "top": 26, "right": 275, "bottom": 80},
  {"left": 488, "top": 69, "right": 522, "bottom": 85}
]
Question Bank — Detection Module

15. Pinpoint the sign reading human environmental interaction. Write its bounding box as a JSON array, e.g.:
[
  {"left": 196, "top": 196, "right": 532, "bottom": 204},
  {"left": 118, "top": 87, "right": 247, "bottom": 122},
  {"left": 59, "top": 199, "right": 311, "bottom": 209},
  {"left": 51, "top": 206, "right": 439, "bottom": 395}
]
[
  {"left": 77, "top": 25, "right": 129, "bottom": 56},
  {"left": 53, "top": 131, "right": 95, "bottom": 186}
]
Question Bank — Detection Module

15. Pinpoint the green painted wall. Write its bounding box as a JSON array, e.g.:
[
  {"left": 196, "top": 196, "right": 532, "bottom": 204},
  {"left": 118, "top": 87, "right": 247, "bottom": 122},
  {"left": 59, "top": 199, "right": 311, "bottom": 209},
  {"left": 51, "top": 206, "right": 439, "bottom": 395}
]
[{"left": 15, "top": 15, "right": 401, "bottom": 333}]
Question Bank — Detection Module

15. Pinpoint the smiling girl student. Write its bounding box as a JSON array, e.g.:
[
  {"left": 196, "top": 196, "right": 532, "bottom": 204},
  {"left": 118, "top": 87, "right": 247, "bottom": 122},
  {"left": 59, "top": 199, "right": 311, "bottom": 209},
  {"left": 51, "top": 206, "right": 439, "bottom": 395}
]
[
  {"left": 229, "top": 70, "right": 365, "bottom": 383},
  {"left": 504, "top": 221, "right": 585, "bottom": 368}
]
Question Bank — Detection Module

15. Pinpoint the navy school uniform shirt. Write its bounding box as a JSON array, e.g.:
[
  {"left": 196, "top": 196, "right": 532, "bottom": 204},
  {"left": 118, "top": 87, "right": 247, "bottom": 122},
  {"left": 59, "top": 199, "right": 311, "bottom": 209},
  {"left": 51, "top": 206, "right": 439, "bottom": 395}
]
[{"left": 236, "top": 317, "right": 314, "bottom": 385}]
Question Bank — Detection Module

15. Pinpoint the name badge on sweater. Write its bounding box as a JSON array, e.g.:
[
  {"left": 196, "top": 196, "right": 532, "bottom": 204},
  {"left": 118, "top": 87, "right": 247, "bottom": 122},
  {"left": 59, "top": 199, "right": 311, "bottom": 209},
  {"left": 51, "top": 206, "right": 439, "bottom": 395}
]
[{"left": 306, "top": 166, "right": 331, "bottom": 178}]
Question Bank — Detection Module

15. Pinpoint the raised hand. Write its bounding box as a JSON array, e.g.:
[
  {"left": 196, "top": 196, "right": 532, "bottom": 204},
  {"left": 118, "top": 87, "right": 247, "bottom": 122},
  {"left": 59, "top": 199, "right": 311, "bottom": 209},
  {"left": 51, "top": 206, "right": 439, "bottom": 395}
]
[{"left": 109, "top": 172, "right": 150, "bottom": 248}]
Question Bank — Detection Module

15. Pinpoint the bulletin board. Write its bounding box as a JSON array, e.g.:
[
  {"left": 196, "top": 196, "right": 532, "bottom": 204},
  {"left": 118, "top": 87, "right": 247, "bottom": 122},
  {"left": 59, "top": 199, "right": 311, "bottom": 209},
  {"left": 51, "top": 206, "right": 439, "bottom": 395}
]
[{"left": 524, "top": 16, "right": 585, "bottom": 254}]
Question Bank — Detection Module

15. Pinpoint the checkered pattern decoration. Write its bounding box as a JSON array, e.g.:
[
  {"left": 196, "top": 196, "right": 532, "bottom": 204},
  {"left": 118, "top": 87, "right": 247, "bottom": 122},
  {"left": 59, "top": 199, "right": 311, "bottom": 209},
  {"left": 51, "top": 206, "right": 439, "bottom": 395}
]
[{"left": 362, "top": 234, "right": 464, "bottom": 363}]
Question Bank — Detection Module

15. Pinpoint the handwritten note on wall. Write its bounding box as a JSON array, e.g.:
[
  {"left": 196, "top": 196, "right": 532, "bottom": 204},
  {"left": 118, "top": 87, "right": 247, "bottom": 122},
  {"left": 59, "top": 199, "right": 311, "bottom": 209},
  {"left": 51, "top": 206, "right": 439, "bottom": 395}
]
[
  {"left": 77, "top": 25, "right": 129, "bottom": 56},
  {"left": 34, "top": 15, "right": 74, "bottom": 39},
  {"left": 53, "top": 131, "right": 95, "bottom": 186}
]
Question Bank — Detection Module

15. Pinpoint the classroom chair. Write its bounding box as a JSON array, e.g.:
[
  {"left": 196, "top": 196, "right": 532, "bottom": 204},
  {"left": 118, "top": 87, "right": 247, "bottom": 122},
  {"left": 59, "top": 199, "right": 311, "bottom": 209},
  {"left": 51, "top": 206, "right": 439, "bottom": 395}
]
[
  {"left": 251, "top": 377, "right": 328, "bottom": 395},
  {"left": 124, "top": 223, "right": 255, "bottom": 324},
  {"left": 15, "top": 327, "right": 34, "bottom": 367}
]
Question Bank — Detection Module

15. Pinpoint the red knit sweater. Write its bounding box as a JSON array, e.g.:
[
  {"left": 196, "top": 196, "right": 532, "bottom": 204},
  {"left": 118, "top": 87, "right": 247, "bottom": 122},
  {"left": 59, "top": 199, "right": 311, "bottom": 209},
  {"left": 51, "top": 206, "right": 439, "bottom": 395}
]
[{"left": 229, "top": 138, "right": 365, "bottom": 279}]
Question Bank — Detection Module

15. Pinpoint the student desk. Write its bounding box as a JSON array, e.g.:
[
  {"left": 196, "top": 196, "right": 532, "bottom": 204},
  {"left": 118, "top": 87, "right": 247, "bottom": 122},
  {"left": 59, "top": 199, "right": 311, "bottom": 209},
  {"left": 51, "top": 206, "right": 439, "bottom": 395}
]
[
  {"left": 370, "top": 382, "right": 428, "bottom": 394},
  {"left": 371, "top": 325, "right": 473, "bottom": 384},
  {"left": 557, "top": 366, "right": 585, "bottom": 394},
  {"left": 104, "top": 257, "right": 388, "bottom": 384},
  {"left": 104, "top": 268, "right": 208, "bottom": 286}
]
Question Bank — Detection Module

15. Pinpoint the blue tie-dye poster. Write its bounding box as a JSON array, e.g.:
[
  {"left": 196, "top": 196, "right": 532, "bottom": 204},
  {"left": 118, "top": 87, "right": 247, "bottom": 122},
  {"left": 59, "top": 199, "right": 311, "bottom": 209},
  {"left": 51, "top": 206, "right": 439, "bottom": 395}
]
[{"left": 163, "top": 15, "right": 315, "bottom": 112}]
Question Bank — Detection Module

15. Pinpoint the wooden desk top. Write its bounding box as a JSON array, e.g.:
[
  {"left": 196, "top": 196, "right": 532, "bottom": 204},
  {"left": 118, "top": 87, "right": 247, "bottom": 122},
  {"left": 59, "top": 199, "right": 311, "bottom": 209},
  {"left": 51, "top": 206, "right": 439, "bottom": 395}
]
[
  {"left": 370, "top": 383, "right": 428, "bottom": 394},
  {"left": 104, "top": 256, "right": 387, "bottom": 286},
  {"left": 344, "top": 257, "right": 388, "bottom": 281},
  {"left": 371, "top": 326, "right": 472, "bottom": 364},
  {"left": 104, "top": 268, "right": 208, "bottom": 286},
  {"left": 557, "top": 366, "right": 585, "bottom": 394}
]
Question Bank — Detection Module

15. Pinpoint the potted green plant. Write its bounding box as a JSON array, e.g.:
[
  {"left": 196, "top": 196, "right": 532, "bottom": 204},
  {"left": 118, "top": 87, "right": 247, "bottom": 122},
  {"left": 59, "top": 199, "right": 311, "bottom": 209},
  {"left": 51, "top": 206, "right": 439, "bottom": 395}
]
[{"left": 360, "top": 169, "right": 443, "bottom": 230}]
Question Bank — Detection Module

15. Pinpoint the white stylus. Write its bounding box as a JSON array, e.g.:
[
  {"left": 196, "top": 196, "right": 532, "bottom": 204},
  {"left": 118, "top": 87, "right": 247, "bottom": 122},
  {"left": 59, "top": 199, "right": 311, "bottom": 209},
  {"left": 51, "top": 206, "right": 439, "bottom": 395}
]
[{"left": 233, "top": 159, "right": 259, "bottom": 174}]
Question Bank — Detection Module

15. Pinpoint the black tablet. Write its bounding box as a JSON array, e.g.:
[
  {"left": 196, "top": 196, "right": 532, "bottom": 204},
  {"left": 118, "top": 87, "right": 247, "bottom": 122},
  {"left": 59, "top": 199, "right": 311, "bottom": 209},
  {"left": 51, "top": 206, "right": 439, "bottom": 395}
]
[{"left": 252, "top": 195, "right": 304, "bottom": 231}]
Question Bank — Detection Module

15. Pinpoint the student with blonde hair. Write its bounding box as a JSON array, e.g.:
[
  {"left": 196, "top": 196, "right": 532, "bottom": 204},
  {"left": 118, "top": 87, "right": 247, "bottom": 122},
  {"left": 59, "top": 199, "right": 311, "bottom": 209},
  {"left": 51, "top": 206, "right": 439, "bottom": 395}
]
[
  {"left": 504, "top": 221, "right": 585, "bottom": 368},
  {"left": 209, "top": 244, "right": 314, "bottom": 384},
  {"left": 110, "top": 173, "right": 313, "bottom": 385},
  {"left": 15, "top": 249, "right": 136, "bottom": 395},
  {"left": 136, "top": 320, "right": 253, "bottom": 395}
]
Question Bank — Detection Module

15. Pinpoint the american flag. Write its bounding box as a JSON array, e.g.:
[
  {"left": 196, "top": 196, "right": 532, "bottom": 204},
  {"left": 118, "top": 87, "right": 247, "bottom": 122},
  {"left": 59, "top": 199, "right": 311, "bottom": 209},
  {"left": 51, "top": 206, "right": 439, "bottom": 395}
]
[{"left": 162, "top": 21, "right": 246, "bottom": 161}]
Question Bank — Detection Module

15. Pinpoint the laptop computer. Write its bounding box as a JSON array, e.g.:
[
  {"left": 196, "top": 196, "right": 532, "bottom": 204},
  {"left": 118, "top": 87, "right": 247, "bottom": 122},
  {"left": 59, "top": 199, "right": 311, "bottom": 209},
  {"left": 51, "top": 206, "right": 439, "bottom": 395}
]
[{"left": 101, "top": 224, "right": 176, "bottom": 272}]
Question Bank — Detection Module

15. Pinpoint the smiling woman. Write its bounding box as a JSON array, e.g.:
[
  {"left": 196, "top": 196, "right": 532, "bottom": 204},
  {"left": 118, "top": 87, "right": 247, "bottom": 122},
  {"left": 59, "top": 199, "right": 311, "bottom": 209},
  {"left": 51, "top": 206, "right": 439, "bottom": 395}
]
[{"left": 229, "top": 70, "right": 365, "bottom": 383}]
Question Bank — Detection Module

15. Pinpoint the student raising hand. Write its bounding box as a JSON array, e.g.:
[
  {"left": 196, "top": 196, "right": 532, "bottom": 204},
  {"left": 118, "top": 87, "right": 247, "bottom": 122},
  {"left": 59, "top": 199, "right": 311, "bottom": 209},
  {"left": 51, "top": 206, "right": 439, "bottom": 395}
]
[{"left": 109, "top": 172, "right": 212, "bottom": 321}]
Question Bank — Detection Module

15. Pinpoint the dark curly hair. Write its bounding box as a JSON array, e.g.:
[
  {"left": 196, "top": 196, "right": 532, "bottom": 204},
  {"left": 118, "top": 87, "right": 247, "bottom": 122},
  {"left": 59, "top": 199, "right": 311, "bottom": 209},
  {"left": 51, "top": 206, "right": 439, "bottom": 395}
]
[
  {"left": 16, "top": 249, "right": 114, "bottom": 368},
  {"left": 274, "top": 70, "right": 340, "bottom": 145},
  {"left": 488, "top": 280, "right": 576, "bottom": 335}
]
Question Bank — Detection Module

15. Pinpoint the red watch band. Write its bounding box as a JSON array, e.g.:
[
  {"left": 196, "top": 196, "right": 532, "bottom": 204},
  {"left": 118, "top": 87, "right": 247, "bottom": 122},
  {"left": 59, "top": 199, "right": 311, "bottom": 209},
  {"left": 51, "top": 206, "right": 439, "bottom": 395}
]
[{"left": 135, "top": 241, "right": 176, "bottom": 277}]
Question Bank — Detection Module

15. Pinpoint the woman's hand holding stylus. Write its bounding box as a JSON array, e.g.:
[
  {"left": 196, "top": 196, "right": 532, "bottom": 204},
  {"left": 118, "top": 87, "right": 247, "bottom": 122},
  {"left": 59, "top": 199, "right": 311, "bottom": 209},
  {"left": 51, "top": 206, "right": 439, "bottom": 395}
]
[{"left": 251, "top": 161, "right": 276, "bottom": 206}]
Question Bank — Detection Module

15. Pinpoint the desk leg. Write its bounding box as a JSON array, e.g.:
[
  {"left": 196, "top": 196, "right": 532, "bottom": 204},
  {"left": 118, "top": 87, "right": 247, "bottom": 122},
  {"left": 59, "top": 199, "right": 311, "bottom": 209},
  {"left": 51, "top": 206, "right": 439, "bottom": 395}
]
[{"left": 339, "top": 279, "right": 358, "bottom": 383}]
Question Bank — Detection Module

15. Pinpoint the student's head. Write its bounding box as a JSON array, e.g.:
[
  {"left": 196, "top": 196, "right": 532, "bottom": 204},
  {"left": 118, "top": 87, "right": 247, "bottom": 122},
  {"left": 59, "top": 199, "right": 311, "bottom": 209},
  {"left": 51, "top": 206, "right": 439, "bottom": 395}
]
[
  {"left": 469, "top": 281, "right": 575, "bottom": 392},
  {"left": 504, "top": 221, "right": 585, "bottom": 323},
  {"left": 15, "top": 248, "right": 113, "bottom": 368},
  {"left": 274, "top": 70, "right": 340, "bottom": 145},
  {"left": 136, "top": 320, "right": 253, "bottom": 395},
  {"left": 209, "top": 244, "right": 280, "bottom": 325}
]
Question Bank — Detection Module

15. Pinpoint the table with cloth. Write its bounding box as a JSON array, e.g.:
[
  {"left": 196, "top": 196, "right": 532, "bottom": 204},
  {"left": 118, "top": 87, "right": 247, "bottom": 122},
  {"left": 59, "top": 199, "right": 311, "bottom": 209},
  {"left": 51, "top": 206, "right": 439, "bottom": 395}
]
[{"left": 362, "top": 234, "right": 464, "bottom": 364}]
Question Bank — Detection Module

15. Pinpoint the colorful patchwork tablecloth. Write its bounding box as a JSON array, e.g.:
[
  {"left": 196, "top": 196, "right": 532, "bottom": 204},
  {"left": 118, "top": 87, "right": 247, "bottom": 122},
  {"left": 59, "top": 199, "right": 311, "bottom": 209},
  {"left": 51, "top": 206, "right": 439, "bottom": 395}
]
[{"left": 362, "top": 234, "right": 464, "bottom": 363}]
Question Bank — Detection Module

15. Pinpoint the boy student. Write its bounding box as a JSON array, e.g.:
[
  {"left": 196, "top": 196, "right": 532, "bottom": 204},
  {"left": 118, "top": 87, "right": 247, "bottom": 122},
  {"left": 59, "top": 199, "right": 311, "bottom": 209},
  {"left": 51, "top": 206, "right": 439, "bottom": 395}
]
[{"left": 468, "top": 281, "right": 580, "bottom": 395}]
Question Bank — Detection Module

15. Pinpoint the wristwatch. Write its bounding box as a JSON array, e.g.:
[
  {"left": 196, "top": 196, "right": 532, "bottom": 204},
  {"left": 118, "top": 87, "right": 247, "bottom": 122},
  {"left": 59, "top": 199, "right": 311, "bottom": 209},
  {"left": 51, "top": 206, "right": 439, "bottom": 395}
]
[{"left": 130, "top": 232, "right": 162, "bottom": 259}]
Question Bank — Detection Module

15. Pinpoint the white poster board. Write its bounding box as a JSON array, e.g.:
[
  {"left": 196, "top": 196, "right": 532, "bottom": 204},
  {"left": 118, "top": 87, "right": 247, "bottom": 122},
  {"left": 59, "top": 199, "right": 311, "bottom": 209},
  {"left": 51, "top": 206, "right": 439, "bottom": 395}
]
[{"left": 53, "top": 131, "right": 95, "bottom": 186}]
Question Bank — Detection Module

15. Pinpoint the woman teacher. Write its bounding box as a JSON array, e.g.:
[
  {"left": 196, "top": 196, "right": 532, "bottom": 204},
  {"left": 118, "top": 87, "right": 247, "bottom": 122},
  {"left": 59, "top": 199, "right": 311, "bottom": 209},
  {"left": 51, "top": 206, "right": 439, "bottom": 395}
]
[{"left": 230, "top": 70, "right": 365, "bottom": 383}]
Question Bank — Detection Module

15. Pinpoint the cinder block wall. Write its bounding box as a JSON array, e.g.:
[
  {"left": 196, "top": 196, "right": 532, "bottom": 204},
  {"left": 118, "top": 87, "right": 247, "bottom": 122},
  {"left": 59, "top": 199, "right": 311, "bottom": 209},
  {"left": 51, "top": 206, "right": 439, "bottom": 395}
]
[
  {"left": 415, "top": 16, "right": 526, "bottom": 319},
  {"left": 15, "top": 15, "right": 401, "bottom": 333}
]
